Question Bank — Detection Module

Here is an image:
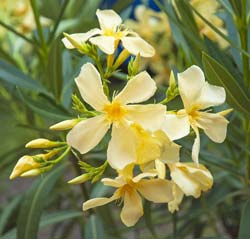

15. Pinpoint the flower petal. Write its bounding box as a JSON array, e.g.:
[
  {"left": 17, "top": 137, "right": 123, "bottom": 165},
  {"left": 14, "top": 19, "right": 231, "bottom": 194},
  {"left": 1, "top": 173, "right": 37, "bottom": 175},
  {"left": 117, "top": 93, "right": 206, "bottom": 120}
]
[
  {"left": 96, "top": 9, "right": 122, "bottom": 30},
  {"left": 75, "top": 63, "right": 109, "bottom": 111},
  {"left": 67, "top": 115, "right": 110, "bottom": 154},
  {"left": 125, "top": 104, "right": 166, "bottom": 131},
  {"left": 136, "top": 179, "right": 173, "bottom": 202},
  {"left": 168, "top": 163, "right": 200, "bottom": 198},
  {"left": 162, "top": 114, "right": 190, "bottom": 140},
  {"left": 115, "top": 71, "right": 156, "bottom": 104},
  {"left": 121, "top": 36, "right": 155, "bottom": 57},
  {"left": 168, "top": 183, "right": 184, "bottom": 213},
  {"left": 197, "top": 112, "right": 229, "bottom": 143},
  {"left": 101, "top": 176, "right": 126, "bottom": 188},
  {"left": 83, "top": 193, "right": 119, "bottom": 211},
  {"left": 169, "top": 162, "right": 213, "bottom": 198},
  {"left": 62, "top": 29, "right": 101, "bottom": 49},
  {"left": 132, "top": 172, "right": 157, "bottom": 183},
  {"left": 154, "top": 130, "right": 181, "bottom": 164},
  {"left": 178, "top": 65, "right": 205, "bottom": 109},
  {"left": 107, "top": 124, "right": 136, "bottom": 169},
  {"left": 191, "top": 125, "right": 200, "bottom": 164},
  {"left": 195, "top": 82, "right": 226, "bottom": 109},
  {"left": 120, "top": 189, "right": 143, "bottom": 227},
  {"left": 90, "top": 36, "right": 115, "bottom": 55}
]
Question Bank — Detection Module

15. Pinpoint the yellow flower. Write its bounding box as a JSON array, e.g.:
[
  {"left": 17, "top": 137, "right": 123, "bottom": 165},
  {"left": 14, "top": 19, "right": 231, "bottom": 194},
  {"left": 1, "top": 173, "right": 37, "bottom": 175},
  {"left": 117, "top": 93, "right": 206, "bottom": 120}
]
[
  {"left": 168, "top": 183, "right": 184, "bottom": 213},
  {"left": 168, "top": 162, "right": 213, "bottom": 198},
  {"left": 58, "top": 63, "right": 166, "bottom": 169},
  {"left": 162, "top": 65, "right": 229, "bottom": 163},
  {"left": 62, "top": 9, "right": 154, "bottom": 57},
  {"left": 82, "top": 166, "right": 173, "bottom": 227}
]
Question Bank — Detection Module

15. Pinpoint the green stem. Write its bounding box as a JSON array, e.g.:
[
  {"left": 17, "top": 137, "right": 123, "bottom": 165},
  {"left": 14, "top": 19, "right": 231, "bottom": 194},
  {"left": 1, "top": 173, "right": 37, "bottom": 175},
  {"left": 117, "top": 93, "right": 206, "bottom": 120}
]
[
  {"left": 30, "top": 0, "right": 47, "bottom": 53},
  {"left": 172, "top": 212, "right": 177, "bottom": 239},
  {"left": 48, "top": 0, "right": 69, "bottom": 43},
  {"left": 0, "top": 20, "right": 35, "bottom": 46}
]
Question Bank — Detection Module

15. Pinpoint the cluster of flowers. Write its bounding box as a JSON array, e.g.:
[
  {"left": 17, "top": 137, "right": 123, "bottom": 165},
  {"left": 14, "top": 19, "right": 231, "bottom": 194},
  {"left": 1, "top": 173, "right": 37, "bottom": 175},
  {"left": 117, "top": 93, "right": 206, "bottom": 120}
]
[{"left": 10, "top": 9, "right": 231, "bottom": 227}]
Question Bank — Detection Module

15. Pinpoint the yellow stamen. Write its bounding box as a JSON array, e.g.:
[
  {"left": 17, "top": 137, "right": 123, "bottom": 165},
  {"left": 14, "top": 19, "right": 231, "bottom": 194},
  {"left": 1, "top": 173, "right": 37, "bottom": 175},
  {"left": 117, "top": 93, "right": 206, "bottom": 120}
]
[{"left": 103, "top": 101, "right": 127, "bottom": 122}]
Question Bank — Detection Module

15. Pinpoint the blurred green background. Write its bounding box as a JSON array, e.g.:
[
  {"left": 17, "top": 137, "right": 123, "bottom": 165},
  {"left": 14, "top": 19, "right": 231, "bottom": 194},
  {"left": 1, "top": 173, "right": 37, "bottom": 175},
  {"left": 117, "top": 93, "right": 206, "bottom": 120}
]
[{"left": 0, "top": 0, "right": 250, "bottom": 238}]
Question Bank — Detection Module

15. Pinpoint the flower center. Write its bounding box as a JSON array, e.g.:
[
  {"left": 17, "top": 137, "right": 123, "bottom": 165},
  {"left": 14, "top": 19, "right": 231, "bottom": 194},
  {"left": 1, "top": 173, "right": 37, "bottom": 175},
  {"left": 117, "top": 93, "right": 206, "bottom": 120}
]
[{"left": 103, "top": 101, "right": 126, "bottom": 122}]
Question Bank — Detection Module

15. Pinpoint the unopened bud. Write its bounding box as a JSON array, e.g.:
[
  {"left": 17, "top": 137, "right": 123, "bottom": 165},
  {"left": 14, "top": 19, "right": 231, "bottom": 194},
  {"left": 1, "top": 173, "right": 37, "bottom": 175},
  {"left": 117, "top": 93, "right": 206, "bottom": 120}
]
[
  {"left": 21, "top": 169, "right": 41, "bottom": 177},
  {"left": 62, "top": 33, "right": 82, "bottom": 49},
  {"left": 25, "top": 138, "right": 64, "bottom": 149},
  {"left": 113, "top": 49, "right": 130, "bottom": 70},
  {"left": 50, "top": 119, "right": 80, "bottom": 131},
  {"left": 9, "top": 155, "right": 39, "bottom": 180},
  {"left": 68, "top": 174, "right": 91, "bottom": 184}
]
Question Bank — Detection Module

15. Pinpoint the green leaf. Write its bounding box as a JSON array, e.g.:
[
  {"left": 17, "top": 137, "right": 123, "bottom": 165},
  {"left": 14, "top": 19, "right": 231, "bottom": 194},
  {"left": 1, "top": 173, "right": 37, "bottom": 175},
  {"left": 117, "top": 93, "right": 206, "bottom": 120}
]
[
  {"left": 48, "top": 39, "right": 63, "bottom": 101},
  {"left": 0, "top": 196, "right": 22, "bottom": 235},
  {"left": 84, "top": 214, "right": 105, "bottom": 239},
  {"left": 0, "top": 60, "right": 47, "bottom": 94},
  {"left": 239, "top": 200, "right": 250, "bottom": 239},
  {"left": 18, "top": 90, "right": 72, "bottom": 121},
  {"left": 0, "top": 210, "right": 82, "bottom": 239},
  {"left": 202, "top": 52, "right": 250, "bottom": 117},
  {"left": 17, "top": 163, "right": 67, "bottom": 239},
  {"left": 144, "top": 201, "right": 157, "bottom": 238}
]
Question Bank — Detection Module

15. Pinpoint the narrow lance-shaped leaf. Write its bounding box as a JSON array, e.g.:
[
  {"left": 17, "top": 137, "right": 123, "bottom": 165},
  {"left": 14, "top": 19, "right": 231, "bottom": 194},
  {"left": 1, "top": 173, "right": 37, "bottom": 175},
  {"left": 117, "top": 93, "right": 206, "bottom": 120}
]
[
  {"left": 239, "top": 200, "right": 250, "bottom": 239},
  {"left": 0, "top": 60, "right": 48, "bottom": 94},
  {"left": 17, "top": 163, "right": 67, "bottom": 239},
  {"left": 202, "top": 52, "right": 250, "bottom": 117}
]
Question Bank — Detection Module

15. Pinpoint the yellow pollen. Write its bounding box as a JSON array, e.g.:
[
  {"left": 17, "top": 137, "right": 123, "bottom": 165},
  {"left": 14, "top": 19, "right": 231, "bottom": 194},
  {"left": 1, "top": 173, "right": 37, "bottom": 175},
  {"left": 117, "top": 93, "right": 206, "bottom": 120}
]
[{"left": 103, "top": 101, "right": 126, "bottom": 122}]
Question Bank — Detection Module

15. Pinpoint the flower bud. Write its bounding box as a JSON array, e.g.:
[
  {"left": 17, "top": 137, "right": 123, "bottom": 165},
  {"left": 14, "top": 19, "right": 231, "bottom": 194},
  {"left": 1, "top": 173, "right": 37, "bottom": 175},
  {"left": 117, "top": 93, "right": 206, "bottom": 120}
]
[
  {"left": 25, "top": 138, "right": 63, "bottom": 149},
  {"left": 113, "top": 49, "right": 130, "bottom": 70},
  {"left": 9, "top": 155, "right": 39, "bottom": 180},
  {"left": 68, "top": 174, "right": 91, "bottom": 184},
  {"left": 20, "top": 169, "right": 41, "bottom": 177},
  {"left": 50, "top": 119, "right": 80, "bottom": 131}
]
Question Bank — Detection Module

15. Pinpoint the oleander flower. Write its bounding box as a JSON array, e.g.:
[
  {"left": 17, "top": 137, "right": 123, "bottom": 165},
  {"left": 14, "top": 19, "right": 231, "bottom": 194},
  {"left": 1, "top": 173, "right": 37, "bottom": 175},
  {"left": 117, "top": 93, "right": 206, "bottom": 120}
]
[
  {"left": 162, "top": 65, "right": 229, "bottom": 164},
  {"left": 82, "top": 165, "right": 173, "bottom": 227},
  {"left": 168, "top": 162, "right": 213, "bottom": 199},
  {"left": 62, "top": 9, "right": 155, "bottom": 57},
  {"left": 59, "top": 63, "right": 166, "bottom": 169}
]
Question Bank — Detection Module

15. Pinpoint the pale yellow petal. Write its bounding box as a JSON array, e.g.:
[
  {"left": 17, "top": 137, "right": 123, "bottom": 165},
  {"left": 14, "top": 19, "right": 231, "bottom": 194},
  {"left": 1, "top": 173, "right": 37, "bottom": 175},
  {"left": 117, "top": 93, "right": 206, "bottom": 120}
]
[
  {"left": 82, "top": 193, "right": 119, "bottom": 211},
  {"left": 107, "top": 124, "right": 136, "bottom": 169},
  {"left": 168, "top": 183, "right": 184, "bottom": 213},
  {"left": 136, "top": 179, "right": 173, "bottom": 202},
  {"left": 182, "top": 163, "right": 213, "bottom": 192},
  {"left": 154, "top": 130, "right": 181, "bottom": 164},
  {"left": 191, "top": 125, "right": 200, "bottom": 164},
  {"left": 155, "top": 159, "right": 166, "bottom": 179},
  {"left": 195, "top": 82, "right": 226, "bottom": 109},
  {"left": 114, "top": 71, "right": 156, "bottom": 104},
  {"left": 125, "top": 104, "right": 166, "bottom": 131},
  {"left": 120, "top": 190, "right": 143, "bottom": 227},
  {"left": 96, "top": 9, "right": 122, "bottom": 31},
  {"left": 169, "top": 162, "right": 213, "bottom": 198},
  {"left": 169, "top": 163, "right": 200, "bottom": 198},
  {"left": 197, "top": 112, "right": 229, "bottom": 143},
  {"left": 132, "top": 172, "right": 157, "bottom": 183},
  {"left": 101, "top": 176, "right": 126, "bottom": 188},
  {"left": 62, "top": 29, "right": 101, "bottom": 49},
  {"left": 67, "top": 115, "right": 110, "bottom": 154},
  {"left": 75, "top": 63, "right": 109, "bottom": 111},
  {"left": 90, "top": 36, "right": 115, "bottom": 55},
  {"left": 121, "top": 36, "right": 155, "bottom": 57},
  {"left": 178, "top": 65, "right": 205, "bottom": 109},
  {"left": 162, "top": 114, "right": 190, "bottom": 140}
]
